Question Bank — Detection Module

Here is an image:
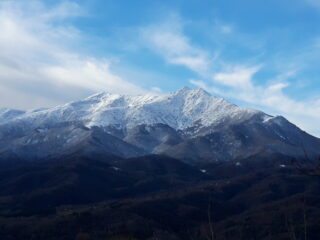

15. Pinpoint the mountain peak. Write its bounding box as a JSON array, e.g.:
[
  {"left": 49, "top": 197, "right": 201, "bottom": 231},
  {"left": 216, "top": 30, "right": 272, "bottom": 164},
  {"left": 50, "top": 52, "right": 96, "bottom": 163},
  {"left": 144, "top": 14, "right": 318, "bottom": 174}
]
[
  {"left": 178, "top": 86, "right": 191, "bottom": 92},
  {"left": 192, "top": 87, "right": 211, "bottom": 96},
  {"left": 174, "top": 87, "right": 210, "bottom": 97}
]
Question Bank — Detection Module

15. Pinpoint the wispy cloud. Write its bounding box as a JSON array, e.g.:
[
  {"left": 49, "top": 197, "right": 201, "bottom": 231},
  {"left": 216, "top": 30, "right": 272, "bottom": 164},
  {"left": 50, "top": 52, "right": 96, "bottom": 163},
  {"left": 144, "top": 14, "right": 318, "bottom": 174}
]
[
  {"left": 0, "top": 1, "right": 145, "bottom": 109},
  {"left": 212, "top": 65, "right": 261, "bottom": 89},
  {"left": 141, "top": 15, "right": 211, "bottom": 76}
]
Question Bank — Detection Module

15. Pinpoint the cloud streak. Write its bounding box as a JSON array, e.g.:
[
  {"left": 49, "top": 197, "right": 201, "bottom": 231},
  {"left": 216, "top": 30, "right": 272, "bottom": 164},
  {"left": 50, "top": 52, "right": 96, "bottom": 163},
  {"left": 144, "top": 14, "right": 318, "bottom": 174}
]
[
  {"left": 212, "top": 65, "right": 260, "bottom": 89},
  {"left": 141, "top": 16, "right": 211, "bottom": 76}
]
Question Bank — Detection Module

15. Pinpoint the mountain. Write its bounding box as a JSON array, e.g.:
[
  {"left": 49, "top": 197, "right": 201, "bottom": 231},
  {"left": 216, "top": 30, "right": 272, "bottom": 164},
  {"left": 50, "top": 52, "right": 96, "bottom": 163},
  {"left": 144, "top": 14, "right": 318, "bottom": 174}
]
[
  {"left": 1, "top": 88, "right": 320, "bottom": 240},
  {"left": 0, "top": 87, "right": 319, "bottom": 162}
]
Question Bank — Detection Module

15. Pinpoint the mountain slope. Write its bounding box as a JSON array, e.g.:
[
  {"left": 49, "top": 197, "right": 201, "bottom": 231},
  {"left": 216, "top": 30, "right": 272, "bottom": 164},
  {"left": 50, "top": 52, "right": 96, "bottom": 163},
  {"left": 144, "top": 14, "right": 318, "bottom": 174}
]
[
  {"left": 0, "top": 87, "right": 319, "bottom": 162},
  {"left": 0, "top": 122, "right": 145, "bottom": 161},
  {"left": 162, "top": 115, "right": 320, "bottom": 162}
]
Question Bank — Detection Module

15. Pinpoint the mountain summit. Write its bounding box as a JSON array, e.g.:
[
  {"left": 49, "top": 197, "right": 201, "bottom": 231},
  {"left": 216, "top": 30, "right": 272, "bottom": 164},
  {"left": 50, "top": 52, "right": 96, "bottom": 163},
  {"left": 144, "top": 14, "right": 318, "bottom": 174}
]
[
  {"left": 0, "top": 87, "right": 319, "bottom": 162},
  {"left": 0, "top": 87, "right": 258, "bottom": 129}
]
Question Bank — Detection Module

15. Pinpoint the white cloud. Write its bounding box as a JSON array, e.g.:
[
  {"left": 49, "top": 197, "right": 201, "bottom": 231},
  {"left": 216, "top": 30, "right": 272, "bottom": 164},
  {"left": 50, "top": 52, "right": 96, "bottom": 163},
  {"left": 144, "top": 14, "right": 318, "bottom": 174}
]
[
  {"left": 141, "top": 16, "right": 210, "bottom": 76},
  {"left": 42, "top": 59, "right": 144, "bottom": 94},
  {"left": 0, "top": 1, "right": 145, "bottom": 109},
  {"left": 212, "top": 65, "right": 260, "bottom": 89}
]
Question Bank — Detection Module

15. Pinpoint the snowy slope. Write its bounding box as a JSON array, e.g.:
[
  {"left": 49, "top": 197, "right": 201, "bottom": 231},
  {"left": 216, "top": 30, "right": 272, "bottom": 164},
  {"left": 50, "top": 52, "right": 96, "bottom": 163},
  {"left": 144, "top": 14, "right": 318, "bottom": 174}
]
[
  {"left": 0, "top": 108, "right": 25, "bottom": 124},
  {"left": 0, "top": 87, "right": 264, "bottom": 131}
]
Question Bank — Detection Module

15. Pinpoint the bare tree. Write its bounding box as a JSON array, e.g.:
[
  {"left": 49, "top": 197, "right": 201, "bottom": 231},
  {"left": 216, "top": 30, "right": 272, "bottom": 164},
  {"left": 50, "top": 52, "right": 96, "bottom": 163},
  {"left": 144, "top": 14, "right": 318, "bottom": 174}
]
[
  {"left": 207, "top": 197, "right": 215, "bottom": 240},
  {"left": 302, "top": 195, "right": 308, "bottom": 240},
  {"left": 285, "top": 214, "right": 297, "bottom": 240}
]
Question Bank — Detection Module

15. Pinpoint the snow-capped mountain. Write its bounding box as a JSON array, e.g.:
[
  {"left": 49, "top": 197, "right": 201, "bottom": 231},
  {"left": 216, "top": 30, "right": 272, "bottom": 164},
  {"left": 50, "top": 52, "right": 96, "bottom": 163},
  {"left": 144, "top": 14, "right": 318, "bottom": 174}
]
[
  {"left": 0, "top": 87, "right": 319, "bottom": 162},
  {"left": 0, "top": 87, "right": 259, "bottom": 130}
]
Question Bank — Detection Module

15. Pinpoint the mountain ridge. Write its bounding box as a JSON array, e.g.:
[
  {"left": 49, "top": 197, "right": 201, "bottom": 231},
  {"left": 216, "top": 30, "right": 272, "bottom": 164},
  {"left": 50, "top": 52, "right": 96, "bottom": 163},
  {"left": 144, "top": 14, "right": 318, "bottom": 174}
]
[
  {"left": 0, "top": 87, "right": 262, "bottom": 131},
  {"left": 0, "top": 87, "right": 319, "bottom": 162}
]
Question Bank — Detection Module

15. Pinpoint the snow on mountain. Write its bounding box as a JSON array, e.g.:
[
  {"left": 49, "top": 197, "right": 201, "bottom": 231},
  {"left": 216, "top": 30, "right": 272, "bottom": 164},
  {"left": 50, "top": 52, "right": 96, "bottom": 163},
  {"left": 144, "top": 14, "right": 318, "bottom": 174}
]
[
  {"left": 1, "top": 87, "right": 319, "bottom": 162},
  {"left": 1, "top": 87, "right": 265, "bottom": 132},
  {"left": 0, "top": 108, "right": 26, "bottom": 124}
]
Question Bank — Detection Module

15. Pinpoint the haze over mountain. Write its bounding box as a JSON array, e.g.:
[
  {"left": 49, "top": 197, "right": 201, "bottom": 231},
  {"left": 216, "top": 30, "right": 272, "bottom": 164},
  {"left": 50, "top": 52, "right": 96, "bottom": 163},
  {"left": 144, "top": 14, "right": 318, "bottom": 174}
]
[{"left": 0, "top": 87, "right": 319, "bottom": 163}]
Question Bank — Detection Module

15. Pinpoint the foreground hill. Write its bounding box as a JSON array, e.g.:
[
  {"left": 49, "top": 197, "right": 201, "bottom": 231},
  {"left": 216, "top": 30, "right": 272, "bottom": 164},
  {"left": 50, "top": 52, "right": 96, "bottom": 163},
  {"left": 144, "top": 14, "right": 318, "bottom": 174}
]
[{"left": 0, "top": 154, "right": 319, "bottom": 240}]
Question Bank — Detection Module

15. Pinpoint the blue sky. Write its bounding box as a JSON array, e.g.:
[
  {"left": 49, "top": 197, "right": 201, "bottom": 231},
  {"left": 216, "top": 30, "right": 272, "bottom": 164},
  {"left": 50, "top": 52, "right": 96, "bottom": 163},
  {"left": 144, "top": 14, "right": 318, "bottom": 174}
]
[{"left": 0, "top": 0, "right": 319, "bottom": 136}]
